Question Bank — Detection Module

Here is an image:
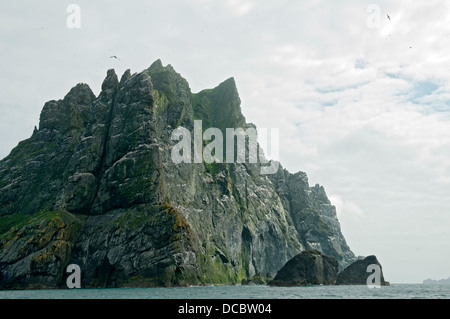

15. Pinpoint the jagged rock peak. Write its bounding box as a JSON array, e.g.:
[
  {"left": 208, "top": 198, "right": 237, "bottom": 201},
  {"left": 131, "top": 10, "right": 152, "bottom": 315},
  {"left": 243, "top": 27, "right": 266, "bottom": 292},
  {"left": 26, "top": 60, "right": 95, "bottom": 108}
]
[
  {"left": 101, "top": 69, "right": 119, "bottom": 92},
  {"left": 148, "top": 59, "right": 164, "bottom": 72},
  {"left": 192, "top": 76, "right": 246, "bottom": 130},
  {"left": 217, "top": 77, "right": 238, "bottom": 93},
  {"left": 119, "top": 69, "right": 132, "bottom": 86},
  {"left": 147, "top": 59, "right": 178, "bottom": 74},
  {"left": 38, "top": 83, "right": 94, "bottom": 132},
  {"left": 214, "top": 77, "right": 241, "bottom": 107},
  {"left": 63, "top": 83, "right": 95, "bottom": 107},
  {"left": 311, "top": 184, "right": 331, "bottom": 204}
]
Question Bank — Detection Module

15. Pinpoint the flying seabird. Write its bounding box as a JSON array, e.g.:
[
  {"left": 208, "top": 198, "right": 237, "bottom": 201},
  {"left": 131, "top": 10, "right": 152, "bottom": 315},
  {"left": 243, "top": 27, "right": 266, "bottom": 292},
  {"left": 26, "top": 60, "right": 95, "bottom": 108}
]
[{"left": 109, "top": 55, "right": 120, "bottom": 60}]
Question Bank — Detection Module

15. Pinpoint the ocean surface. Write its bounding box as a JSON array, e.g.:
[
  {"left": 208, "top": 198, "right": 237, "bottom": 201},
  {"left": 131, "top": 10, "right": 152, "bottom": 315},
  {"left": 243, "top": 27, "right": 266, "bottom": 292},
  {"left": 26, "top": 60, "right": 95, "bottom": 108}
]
[{"left": 0, "top": 284, "right": 449, "bottom": 299}]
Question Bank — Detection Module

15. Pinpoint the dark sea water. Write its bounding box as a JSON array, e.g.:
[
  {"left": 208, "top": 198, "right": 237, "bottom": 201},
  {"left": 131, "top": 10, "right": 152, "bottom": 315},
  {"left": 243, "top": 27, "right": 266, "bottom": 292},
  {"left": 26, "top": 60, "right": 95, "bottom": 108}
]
[{"left": 0, "top": 284, "right": 449, "bottom": 299}]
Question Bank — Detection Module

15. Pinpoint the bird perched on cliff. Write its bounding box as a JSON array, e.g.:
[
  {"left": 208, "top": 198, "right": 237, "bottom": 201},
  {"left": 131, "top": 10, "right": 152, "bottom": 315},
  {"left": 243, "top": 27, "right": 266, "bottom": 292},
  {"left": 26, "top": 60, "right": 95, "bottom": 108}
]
[{"left": 387, "top": 14, "right": 391, "bottom": 20}]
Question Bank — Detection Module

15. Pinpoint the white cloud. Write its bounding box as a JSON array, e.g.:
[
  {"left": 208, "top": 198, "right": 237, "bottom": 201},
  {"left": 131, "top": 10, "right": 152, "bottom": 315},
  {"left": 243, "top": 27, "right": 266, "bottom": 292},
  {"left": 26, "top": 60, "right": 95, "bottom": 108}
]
[
  {"left": 225, "top": 0, "right": 255, "bottom": 16},
  {"left": 329, "top": 194, "right": 364, "bottom": 219}
]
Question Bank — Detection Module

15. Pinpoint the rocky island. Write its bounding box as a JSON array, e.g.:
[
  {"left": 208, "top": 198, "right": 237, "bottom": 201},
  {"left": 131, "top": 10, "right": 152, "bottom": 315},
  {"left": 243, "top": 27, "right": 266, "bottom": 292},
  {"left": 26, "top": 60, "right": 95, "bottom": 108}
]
[
  {"left": 268, "top": 251, "right": 388, "bottom": 287},
  {"left": 268, "top": 250, "right": 339, "bottom": 286},
  {"left": 336, "top": 255, "right": 389, "bottom": 286},
  {"left": 0, "top": 60, "right": 356, "bottom": 289}
]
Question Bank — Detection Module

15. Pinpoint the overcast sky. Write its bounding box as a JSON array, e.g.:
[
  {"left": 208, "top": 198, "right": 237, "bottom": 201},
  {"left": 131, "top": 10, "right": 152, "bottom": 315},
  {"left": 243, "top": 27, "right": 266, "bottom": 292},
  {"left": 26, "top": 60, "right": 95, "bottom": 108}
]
[{"left": 1, "top": 0, "right": 450, "bottom": 283}]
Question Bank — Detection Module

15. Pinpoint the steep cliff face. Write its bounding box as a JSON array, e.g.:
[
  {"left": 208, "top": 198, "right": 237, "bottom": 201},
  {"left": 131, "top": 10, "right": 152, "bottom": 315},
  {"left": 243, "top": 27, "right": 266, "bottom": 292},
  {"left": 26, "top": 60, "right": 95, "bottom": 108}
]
[{"left": 0, "top": 60, "right": 355, "bottom": 289}]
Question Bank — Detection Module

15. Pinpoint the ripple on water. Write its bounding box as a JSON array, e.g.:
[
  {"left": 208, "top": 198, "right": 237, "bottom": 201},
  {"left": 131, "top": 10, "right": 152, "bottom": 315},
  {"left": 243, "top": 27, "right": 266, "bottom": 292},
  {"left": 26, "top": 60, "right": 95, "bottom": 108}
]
[{"left": 0, "top": 284, "right": 449, "bottom": 299}]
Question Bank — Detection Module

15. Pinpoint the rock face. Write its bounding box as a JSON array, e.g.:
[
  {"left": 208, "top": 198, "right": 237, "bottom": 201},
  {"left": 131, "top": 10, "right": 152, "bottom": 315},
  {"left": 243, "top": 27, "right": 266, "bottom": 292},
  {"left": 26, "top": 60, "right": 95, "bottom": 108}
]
[
  {"left": 0, "top": 60, "right": 355, "bottom": 289},
  {"left": 269, "top": 250, "right": 339, "bottom": 286},
  {"left": 336, "top": 255, "right": 389, "bottom": 286}
]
